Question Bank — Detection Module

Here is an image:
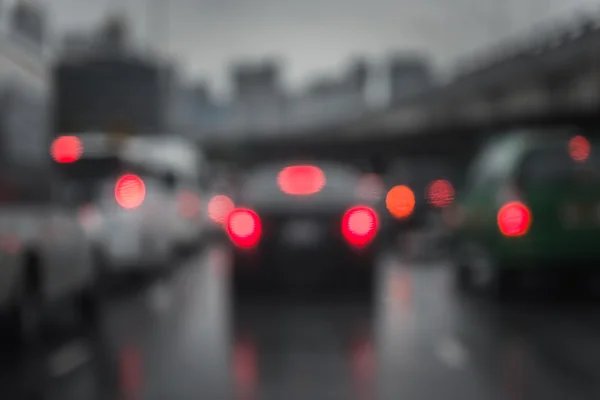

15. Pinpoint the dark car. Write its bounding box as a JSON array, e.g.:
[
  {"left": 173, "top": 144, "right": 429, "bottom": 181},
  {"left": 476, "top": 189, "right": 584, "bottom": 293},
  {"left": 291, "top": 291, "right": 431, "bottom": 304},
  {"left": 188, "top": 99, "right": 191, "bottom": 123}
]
[
  {"left": 224, "top": 162, "right": 381, "bottom": 298},
  {"left": 451, "top": 128, "right": 600, "bottom": 297}
]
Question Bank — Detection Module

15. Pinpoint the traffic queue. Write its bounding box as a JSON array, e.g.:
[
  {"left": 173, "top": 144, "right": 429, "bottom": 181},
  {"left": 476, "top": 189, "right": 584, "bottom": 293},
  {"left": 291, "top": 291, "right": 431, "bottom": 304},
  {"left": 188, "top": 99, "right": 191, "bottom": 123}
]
[{"left": 2, "top": 126, "right": 595, "bottom": 345}]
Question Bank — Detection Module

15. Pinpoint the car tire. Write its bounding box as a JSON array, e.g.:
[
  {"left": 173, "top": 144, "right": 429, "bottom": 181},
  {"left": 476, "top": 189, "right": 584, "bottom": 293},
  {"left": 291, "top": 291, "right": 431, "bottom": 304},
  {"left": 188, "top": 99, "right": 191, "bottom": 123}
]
[
  {"left": 452, "top": 241, "right": 515, "bottom": 300},
  {"left": 12, "top": 252, "right": 45, "bottom": 346},
  {"left": 481, "top": 268, "right": 517, "bottom": 301},
  {"left": 451, "top": 241, "right": 475, "bottom": 294},
  {"left": 75, "top": 268, "right": 103, "bottom": 329},
  {"left": 453, "top": 263, "right": 474, "bottom": 294},
  {"left": 93, "top": 248, "right": 116, "bottom": 292}
]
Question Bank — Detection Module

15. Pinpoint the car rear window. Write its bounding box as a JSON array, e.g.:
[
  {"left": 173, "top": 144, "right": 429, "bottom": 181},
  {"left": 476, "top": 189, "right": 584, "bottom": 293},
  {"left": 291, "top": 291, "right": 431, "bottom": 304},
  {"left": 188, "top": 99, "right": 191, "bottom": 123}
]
[{"left": 240, "top": 163, "right": 360, "bottom": 203}]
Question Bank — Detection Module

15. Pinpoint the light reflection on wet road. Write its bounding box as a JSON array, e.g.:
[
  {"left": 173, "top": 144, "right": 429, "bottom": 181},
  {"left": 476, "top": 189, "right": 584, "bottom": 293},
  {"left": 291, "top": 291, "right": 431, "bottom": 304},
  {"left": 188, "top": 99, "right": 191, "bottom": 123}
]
[{"left": 2, "top": 245, "right": 600, "bottom": 399}]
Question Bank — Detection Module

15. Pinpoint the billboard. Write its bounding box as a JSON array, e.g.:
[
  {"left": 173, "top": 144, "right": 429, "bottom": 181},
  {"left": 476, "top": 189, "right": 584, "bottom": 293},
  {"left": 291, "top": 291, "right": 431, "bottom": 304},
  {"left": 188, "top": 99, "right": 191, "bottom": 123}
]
[{"left": 52, "top": 56, "right": 167, "bottom": 136}]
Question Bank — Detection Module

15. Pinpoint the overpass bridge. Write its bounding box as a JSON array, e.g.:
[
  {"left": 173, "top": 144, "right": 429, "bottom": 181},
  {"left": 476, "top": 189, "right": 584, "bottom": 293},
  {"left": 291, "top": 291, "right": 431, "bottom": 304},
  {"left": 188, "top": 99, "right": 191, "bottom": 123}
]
[{"left": 200, "top": 11, "right": 600, "bottom": 172}]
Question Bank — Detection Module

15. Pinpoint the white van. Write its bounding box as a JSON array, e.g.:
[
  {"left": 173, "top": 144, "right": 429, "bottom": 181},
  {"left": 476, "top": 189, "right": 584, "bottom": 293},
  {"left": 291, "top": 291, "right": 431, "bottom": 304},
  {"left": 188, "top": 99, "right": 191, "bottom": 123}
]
[{"left": 53, "top": 133, "right": 181, "bottom": 282}]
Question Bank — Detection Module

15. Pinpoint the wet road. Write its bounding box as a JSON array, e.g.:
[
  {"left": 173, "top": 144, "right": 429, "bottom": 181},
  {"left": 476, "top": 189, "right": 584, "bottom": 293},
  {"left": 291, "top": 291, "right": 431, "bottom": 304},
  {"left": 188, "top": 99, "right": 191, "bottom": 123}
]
[{"left": 3, "top": 245, "right": 600, "bottom": 399}]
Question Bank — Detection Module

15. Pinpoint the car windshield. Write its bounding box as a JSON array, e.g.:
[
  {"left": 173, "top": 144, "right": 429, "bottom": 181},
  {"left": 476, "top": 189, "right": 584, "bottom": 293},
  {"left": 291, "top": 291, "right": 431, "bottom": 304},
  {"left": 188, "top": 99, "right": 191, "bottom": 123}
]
[{"left": 521, "top": 146, "right": 600, "bottom": 184}]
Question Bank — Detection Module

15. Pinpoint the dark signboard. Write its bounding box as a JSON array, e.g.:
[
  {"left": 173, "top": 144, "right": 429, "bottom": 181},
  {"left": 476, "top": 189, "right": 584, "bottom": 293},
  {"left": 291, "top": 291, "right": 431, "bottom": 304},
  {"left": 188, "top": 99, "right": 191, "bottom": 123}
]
[{"left": 52, "top": 56, "right": 166, "bottom": 136}]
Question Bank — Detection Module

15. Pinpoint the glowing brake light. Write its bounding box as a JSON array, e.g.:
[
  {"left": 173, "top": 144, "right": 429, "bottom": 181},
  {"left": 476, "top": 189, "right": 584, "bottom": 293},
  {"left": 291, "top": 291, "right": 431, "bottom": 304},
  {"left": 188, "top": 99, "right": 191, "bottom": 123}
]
[
  {"left": 426, "top": 179, "right": 455, "bottom": 208},
  {"left": 277, "top": 165, "right": 325, "bottom": 196},
  {"left": 385, "top": 185, "right": 415, "bottom": 219},
  {"left": 50, "top": 136, "right": 83, "bottom": 163},
  {"left": 569, "top": 135, "right": 590, "bottom": 162},
  {"left": 115, "top": 174, "right": 146, "bottom": 209},
  {"left": 226, "top": 208, "right": 262, "bottom": 249},
  {"left": 342, "top": 206, "right": 378, "bottom": 247},
  {"left": 497, "top": 201, "right": 531, "bottom": 236}
]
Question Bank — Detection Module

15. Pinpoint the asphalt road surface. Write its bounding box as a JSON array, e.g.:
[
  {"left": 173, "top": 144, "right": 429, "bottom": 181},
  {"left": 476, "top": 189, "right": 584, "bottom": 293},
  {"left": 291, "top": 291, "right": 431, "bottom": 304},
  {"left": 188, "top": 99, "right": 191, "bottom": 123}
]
[{"left": 2, "top": 245, "right": 600, "bottom": 399}]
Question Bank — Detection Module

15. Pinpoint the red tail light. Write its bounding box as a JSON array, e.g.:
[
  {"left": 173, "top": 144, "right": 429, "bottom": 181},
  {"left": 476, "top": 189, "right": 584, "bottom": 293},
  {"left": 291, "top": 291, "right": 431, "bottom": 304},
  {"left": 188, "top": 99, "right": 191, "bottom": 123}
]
[
  {"left": 226, "top": 208, "right": 262, "bottom": 249},
  {"left": 426, "top": 179, "right": 455, "bottom": 208},
  {"left": 50, "top": 135, "right": 83, "bottom": 163},
  {"left": 569, "top": 135, "right": 590, "bottom": 162},
  {"left": 115, "top": 174, "right": 146, "bottom": 209},
  {"left": 342, "top": 206, "right": 378, "bottom": 247},
  {"left": 386, "top": 185, "right": 415, "bottom": 219},
  {"left": 497, "top": 201, "right": 531, "bottom": 237},
  {"left": 277, "top": 165, "right": 326, "bottom": 196}
]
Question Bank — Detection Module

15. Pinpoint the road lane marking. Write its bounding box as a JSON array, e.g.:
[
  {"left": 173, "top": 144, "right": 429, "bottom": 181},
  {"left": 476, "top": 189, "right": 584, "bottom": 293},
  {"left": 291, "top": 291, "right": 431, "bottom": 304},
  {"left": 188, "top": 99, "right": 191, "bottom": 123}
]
[{"left": 435, "top": 336, "right": 468, "bottom": 369}]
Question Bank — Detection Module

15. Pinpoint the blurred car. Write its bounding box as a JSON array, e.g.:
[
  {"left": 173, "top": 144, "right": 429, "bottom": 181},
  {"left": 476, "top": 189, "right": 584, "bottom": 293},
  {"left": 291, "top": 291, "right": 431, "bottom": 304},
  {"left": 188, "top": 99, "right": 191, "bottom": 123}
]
[
  {"left": 224, "top": 162, "right": 381, "bottom": 297},
  {"left": 0, "top": 166, "right": 97, "bottom": 343},
  {"left": 156, "top": 140, "right": 208, "bottom": 255},
  {"left": 380, "top": 157, "right": 459, "bottom": 253},
  {"left": 52, "top": 134, "right": 185, "bottom": 283},
  {"left": 450, "top": 128, "right": 600, "bottom": 297}
]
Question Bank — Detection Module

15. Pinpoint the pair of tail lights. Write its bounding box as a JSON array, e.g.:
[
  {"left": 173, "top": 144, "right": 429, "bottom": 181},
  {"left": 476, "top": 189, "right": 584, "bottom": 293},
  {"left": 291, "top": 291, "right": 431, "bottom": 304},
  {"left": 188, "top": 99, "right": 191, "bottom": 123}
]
[
  {"left": 385, "top": 180, "right": 455, "bottom": 219},
  {"left": 225, "top": 206, "right": 379, "bottom": 249}
]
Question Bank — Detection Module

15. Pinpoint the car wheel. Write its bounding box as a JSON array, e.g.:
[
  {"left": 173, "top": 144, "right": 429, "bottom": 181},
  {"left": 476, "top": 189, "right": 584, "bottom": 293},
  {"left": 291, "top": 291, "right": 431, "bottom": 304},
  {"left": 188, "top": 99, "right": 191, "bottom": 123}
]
[
  {"left": 75, "top": 273, "right": 102, "bottom": 329},
  {"left": 453, "top": 263, "right": 473, "bottom": 293},
  {"left": 93, "top": 248, "right": 115, "bottom": 292},
  {"left": 467, "top": 243, "right": 515, "bottom": 300},
  {"left": 13, "top": 252, "right": 45, "bottom": 346}
]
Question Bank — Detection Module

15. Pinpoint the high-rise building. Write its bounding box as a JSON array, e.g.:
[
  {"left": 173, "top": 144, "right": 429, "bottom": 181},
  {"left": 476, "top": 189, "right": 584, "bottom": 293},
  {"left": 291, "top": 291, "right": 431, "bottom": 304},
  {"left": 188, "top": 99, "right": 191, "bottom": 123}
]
[
  {"left": 53, "top": 14, "right": 177, "bottom": 136},
  {"left": 345, "top": 57, "right": 369, "bottom": 94},
  {"left": 389, "top": 54, "right": 432, "bottom": 103},
  {"left": 232, "top": 60, "right": 282, "bottom": 102},
  {"left": 60, "top": 31, "right": 95, "bottom": 55},
  {"left": 97, "top": 14, "right": 129, "bottom": 54},
  {"left": 230, "top": 59, "right": 284, "bottom": 133},
  {"left": 0, "top": 0, "right": 49, "bottom": 165},
  {"left": 10, "top": 0, "right": 46, "bottom": 47}
]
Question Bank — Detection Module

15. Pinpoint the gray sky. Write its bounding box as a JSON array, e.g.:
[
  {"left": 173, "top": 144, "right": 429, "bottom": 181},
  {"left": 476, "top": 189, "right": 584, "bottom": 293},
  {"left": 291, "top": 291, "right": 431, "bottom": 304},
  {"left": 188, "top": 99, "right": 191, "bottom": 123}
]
[{"left": 44, "top": 0, "right": 600, "bottom": 97}]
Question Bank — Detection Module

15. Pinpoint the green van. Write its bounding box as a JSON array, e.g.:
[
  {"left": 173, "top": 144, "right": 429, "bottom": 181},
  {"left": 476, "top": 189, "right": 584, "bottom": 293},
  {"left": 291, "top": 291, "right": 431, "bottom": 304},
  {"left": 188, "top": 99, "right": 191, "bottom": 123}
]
[{"left": 450, "top": 128, "right": 600, "bottom": 296}]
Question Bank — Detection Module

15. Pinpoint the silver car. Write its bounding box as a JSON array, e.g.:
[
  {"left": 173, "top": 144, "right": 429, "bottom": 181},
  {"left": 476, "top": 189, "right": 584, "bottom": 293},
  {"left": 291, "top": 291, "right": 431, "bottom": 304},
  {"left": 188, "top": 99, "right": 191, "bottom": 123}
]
[{"left": 0, "top": 167, "right": 98, "bottom": 342}]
